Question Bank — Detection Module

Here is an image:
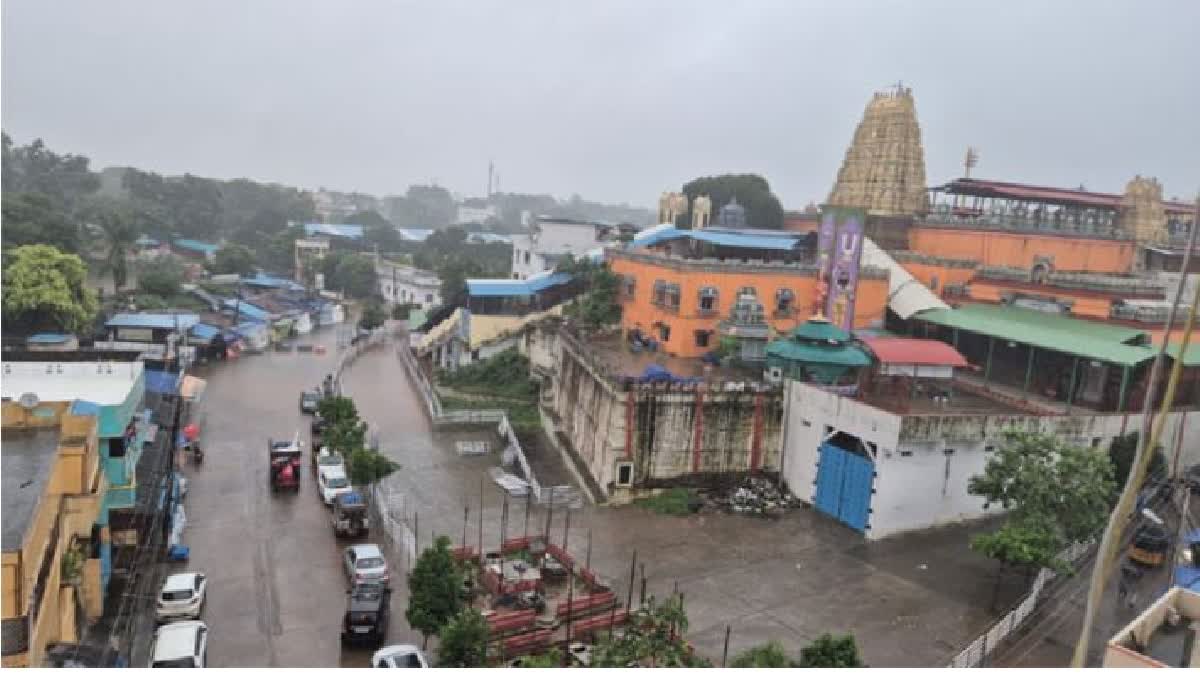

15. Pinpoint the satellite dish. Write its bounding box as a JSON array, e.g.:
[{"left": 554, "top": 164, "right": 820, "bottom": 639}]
[{"left": 18, "top": 392, "right": 40, "bottom": 410}]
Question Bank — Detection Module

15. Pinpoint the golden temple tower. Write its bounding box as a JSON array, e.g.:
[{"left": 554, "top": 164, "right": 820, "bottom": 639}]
[{"left": 827, "top": 86, "right": 929, "bottom": 217}]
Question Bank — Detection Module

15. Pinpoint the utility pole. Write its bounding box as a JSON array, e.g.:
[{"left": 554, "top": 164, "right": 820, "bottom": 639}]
[{"left": 1073, "top": 194, "right": 1200, "bottom": 666}]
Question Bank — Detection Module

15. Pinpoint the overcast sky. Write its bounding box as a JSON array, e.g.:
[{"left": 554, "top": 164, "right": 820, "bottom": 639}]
[{"left": 3, "top": 1, "right": 1197, "bottom": 208}]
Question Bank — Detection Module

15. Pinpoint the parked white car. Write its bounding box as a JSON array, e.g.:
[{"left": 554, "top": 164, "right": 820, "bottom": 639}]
[
  {"left": 319, "top": 466, "right": 352, "bottom": 505},
  {"left": 150, "top": 620, "right": 208, "bottom": 667},
  {"left": 156, "top": 572, "right": 207, "bottom": 623},
  {"left": 344, "top": 543, "right": 390, "bottom": 586},
  {"left": 372, "top": 644, "right": 429, "bottom": 668}
]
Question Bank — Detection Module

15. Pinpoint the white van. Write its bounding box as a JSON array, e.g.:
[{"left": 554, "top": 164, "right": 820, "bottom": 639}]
[
  {"left": 318, "top": 465, "right": 352, "bottom": 505},
  {"left": 150, "top": 620, "right": 208, "bottom": 667}
]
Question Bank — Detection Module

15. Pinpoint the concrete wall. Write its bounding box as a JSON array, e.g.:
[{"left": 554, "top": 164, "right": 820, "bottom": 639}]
[
  {"left": 784, "top": 380, "right": 1200, "bottom": 540},
  {"left": 552, "top": 329, "right": 783, "bottom": 498}
]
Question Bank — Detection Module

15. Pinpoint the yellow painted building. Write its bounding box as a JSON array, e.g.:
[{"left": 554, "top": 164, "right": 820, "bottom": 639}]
[{"left": 2, "top": 401, "right": 107, "bottom": 667}]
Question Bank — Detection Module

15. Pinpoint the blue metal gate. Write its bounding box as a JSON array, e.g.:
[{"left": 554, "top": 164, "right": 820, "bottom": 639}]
[{"left": 814, "top": 441, "right": 875, "bottom": 532}]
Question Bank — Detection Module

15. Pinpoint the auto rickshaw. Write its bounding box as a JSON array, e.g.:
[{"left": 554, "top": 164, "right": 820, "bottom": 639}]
[{"left": 1129, "top": 522, "right": 1170, "bottom": 567}]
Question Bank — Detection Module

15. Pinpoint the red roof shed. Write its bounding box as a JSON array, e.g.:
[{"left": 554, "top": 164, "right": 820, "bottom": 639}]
[{"left": 860, "top": 337, "right": 969, "bottom": 367}]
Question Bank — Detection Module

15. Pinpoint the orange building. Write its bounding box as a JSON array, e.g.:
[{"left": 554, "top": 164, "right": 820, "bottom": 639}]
[
  {"left": 609, "top": 230, "right": 888, "bottom": 359},
  {"left": 908, "top": 226, "right": 1136, "bottom": 275}
]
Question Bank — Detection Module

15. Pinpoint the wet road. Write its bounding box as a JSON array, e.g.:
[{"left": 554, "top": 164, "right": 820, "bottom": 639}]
[
  {"left": 178, "top": 329, "right": 427, "bottom": 667},
  {"left": 177, "top": 328, "right": 1005, "bottom": 667}
]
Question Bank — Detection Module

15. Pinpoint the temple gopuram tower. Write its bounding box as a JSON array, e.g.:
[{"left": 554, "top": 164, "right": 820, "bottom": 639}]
[{"left": 827, "top": 86, "right": 929, "bottom": 217}]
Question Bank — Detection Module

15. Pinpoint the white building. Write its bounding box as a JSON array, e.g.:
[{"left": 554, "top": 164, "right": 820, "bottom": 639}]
[
  {"left": 378, "top": 261, "right": 442, "bottom": 310},
  {"left": 456, "top": 203, "right": 498, "bottom": 225},
  {"left": 781, "top": 375, "right": 1200, "bottom": 540},
  {"left": 510, "top": 217, "right": 607, "bottom": 279}
]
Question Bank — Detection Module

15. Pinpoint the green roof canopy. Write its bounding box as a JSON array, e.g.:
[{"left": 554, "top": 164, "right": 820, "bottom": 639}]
[
  {"left": 790, "top": 318, "right": 851, "bottom": 343},
  {"left": 915, "top": 304, "right": 1155, "bottom": 367},
  {"left": 765, "top": 338, "right": 872, "bottom": 368},
  {"left": 1165, "top": 342, "right": 1200, "bottom": 367}
]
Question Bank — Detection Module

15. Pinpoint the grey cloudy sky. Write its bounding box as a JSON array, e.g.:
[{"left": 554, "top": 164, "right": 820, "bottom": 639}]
[{"left": 3, "top": 0, "right": 1197, "bottom": 208}]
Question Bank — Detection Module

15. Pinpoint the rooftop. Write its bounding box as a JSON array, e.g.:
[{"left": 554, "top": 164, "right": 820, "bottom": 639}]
[
  {"left": 466, "top": 271, "right": 572, "bottom": 297},
  {"left": 1, "top": 361, "right": 145, "bottom": 406},
  {"left": 1, "top": 427, "right": 59, "bottom": 550},
  {"left": 106, "top": 312, "right": 200, "bottom": 331},
  {"left": 302, "top": 222, "right": 364, "bottom": 240},
  {"left": 1105, "top": 586, "right": 1200, "bottom": 668},
  {"left": 860, "top": 337, "right": 969, "bottom": 367},
  {"left": 631, "top": 225, "right": 807, "bottom": 252},
  {"left": 915, "top": 303, "right": 1154, "bottom": 366},
  {"left": 172, "top": 238, "right": 219, "bottom": 255},
  {"left": 934, "top": 177, "right": 1194, "bottom": 214}
]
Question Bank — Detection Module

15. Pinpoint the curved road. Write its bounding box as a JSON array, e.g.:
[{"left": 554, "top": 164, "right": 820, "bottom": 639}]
[{"left": 180, "top": 329, "right": 430, "bottom": 667}]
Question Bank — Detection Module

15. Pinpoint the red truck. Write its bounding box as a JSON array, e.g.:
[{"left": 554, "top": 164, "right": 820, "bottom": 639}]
[{"left": 268, "top": 435, "right": 302, "bottom": 492}]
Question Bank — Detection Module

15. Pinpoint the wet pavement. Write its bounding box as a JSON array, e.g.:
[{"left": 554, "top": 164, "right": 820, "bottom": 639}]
[{"left": 173, "top": 328, "right": 1005, "bottom": 667}]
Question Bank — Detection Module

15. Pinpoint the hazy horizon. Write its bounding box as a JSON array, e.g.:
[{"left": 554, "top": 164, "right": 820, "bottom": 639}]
[{"left": 4, "top": 0, "right": 1197, "bottom": 208}]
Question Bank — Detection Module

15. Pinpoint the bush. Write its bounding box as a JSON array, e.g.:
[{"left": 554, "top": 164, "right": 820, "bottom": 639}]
[
  {"left": 731, "top": 641, "right": 795, "bottom": 668},
  {"left": 136, "top": 256, "right": 185, "bottom": 297},
  {"left": 438, "top": 348, "right": 537, "bottom": 399}
]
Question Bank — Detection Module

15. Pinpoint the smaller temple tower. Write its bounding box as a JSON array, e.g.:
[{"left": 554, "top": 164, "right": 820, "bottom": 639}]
[
  {"left": 827, "top": 86, "right": 929, "bottom": 217},
  {"left": 1120, "top": 175, "right": 1168, "bottom": 245},
  {"left": 691, "top": 195, "right": 712, "bottom": 229},
  {"left": 658, "top": 192, "right": 688, "bottom": 225}
]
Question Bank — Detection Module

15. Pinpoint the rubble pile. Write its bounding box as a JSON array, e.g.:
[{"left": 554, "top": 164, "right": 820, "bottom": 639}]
[{"left": 702, "top": 476, "right": 800, "bottom": 518}]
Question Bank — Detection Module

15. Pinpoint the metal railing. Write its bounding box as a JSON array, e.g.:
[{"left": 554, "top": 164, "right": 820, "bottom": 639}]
[
  {"left": 947, "top": 539, "right": 1094, "bottom": 668},
  {"left": 395, "top": 343, "right": 571, "bottom": 506}
]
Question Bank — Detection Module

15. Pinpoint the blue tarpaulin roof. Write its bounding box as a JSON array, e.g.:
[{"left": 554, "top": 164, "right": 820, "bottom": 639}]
[
  {"left": 107, "top": 313, "right": 200, "bottom": 331},
  {"left": 630, "top": 225, "right": 803, "bottom": 251},
  {"left": 27, "top": 333, "right": 73, "bottom": 344},
  {"left": 190, "top": 323, "right": 221, "bottom": 341},
  {"left": 173, "top": 239, "right": 219, "bottom": 255},
  {"left": 636, "top": 364, "right": 700, "bottom": 384},
  {"left": 466, "top": 272, "right": 572, "bottom": 297},
  {"left": 222, "top": 299, "right": 270, "bottom": 321},
  {"left": 242, "top": 273, "right": 305, "bottom": 291},
  {"left": 303, "top": 223, "right": 364, "bottom": 239},
  {"left": 144, "top": 369, "right": 181, "bottom": 395}
]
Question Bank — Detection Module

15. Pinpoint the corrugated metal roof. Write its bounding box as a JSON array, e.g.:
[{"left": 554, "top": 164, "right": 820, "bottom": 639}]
[
  {"left": 397, "top": 228, "right": 434, "bottom": 242},
  {"left": 27, "top": 333, "right": 73, "bottom": 344},
  {"left": 303, "top": 223, "right": 364, "bottom": 239},
  {"left": 915, "top": 304, "right": 1154, "bottom": 366},
  {"left": 222, "top": 299, "right": 270, "bottom": 321},
  {"left": 860, "top": 238, "right": 948, "bottom": 319},
  {"left": 860, "top": 337, "right": 969, "bottom": 367},
  {"left": 629, "top": 225, "right": 802, "bottom": 251},
  {"left": 190, "top": 323, "right": 221, "bottom": 341},
  {"left": 173, "top": 239, "right": 219, "bottom": 254},
  {"left": 466, "top": 272, "right": 571, "bottom": 297},
  {"left": 791, "top": 319, "right": 851, "bottom": 343},
  {"left": 1165, "top": 342, "right": 1200, "bottom": 367},
  {"left": 106, "top": 313, "right": 200, "bottom": 330}
]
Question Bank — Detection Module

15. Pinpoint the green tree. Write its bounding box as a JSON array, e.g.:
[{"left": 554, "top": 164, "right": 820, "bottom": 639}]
[
  {"left": 557, "top": 257, "right": 621, "bottom": 328},
  {"left": 213, "top": 243, "right": 257, "bottom": 276},
  {"left": 1, "top": 192, "right": 80, "bottom": 253},
  {"left": 681, "top": 174, "right": 784, "bottom": 229},
  {"left": 402, "top": 184, "right": 456, "bottom": 228},
  {"left": 317, "top": 396, "right": 359, "bottom": 427},
  {"left": 1108, "top": 432, "right": 1167, "bottom": 490},
  {"left": 591, "top": 593, "right": 700, "bottom": 667},
  {"left": 322, "top": 252, "right": 377, "bottom": 298},
  {"left": 969, "top": 432, "right": 1115, "bottom": 576},
  {"left": 407, "top": 536, "right": 464, "bottom": 648},
  {"left": 436, "top": 607, "right": 489, "bottom": 667},
  {"left": 136, "top": 256, "right": 185, "bottom": 298},
  {"left": 797, "top": 634, "right": 863, "bottom": 668},
  {"left": 730, "top": 641, "right": 796, "bottom": 667},
  {"left": 359, "top": 298, "right": 388, "bottom": 330},
  {"left": 2, "top": 245, "right": 98, "bottom": 334},
  {"left": 84, "top": 197, "right": 141, "bottom": 290},
  {"left": 2, "top": 133, "right": 100, "bottom": 210},
  {"left": 345, "top": 446, "right": 399, "bottom": 488}
]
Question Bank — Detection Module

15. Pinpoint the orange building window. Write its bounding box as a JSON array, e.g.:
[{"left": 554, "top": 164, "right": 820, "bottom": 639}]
[{"left": 698, "top": 287, "right": 719, "bottom": 314}]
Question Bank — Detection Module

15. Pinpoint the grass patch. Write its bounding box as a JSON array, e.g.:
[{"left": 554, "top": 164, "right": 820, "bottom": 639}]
[
  {"left": 437, "top": 349, "right": 538, "bottom": 400},
  {"left": 632, "top": 488, "right": 698, "bottom": 516}
]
